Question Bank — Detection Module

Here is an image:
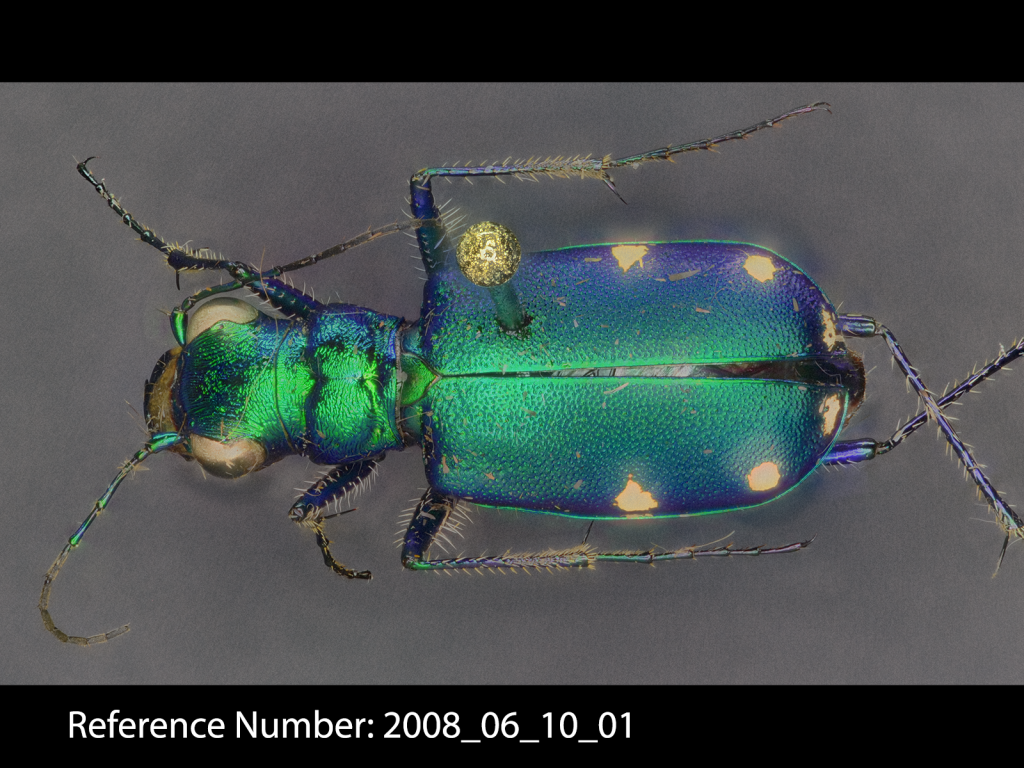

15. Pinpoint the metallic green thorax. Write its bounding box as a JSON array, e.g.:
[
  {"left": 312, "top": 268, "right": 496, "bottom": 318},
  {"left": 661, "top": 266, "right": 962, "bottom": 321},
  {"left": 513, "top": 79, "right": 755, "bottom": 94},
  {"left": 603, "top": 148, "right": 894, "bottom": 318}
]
[{"left": 177, "top": 306, "right": 403, "bottom": 466}]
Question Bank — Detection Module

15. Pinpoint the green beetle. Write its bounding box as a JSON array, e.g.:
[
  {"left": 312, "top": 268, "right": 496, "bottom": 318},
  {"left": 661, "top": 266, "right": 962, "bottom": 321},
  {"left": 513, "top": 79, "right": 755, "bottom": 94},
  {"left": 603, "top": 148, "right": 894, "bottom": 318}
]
[{"left": 41, "top": 102, "right": 1022, "bottom": 645}]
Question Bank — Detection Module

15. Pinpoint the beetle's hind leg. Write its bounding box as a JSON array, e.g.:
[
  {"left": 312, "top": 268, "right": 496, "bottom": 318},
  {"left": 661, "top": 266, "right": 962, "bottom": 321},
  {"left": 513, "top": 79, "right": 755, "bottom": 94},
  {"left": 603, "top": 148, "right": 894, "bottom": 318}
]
[
  {"left": 289, "top": 457, "right": 382, "bottom": 580},
  {"left": 589, "top": 538, "right": 814, "bottom": 564},
  {"left": 401, "top": 489, "right": 812, "bottom": 572},
  {"left": 878, "top": 336, "right": 1024, "bottom": 457},
  {"left": 834, "top": 315, "right": 1024, "bottom": 562},
  {"left": 399, "top": 489, "right": 502, "bottom": 571},
  {"left": 401, "top": 488, "right": 594, "bottom": 572},
  {"left": 825, "top": 335, "right": 1024, "bottom": 466}
]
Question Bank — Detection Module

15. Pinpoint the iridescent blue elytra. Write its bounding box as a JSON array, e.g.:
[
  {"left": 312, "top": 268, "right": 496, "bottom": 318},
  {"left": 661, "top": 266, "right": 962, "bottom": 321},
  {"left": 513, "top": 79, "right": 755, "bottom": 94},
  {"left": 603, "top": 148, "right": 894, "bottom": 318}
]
[
  {"left": 405, "top": 241, "right": 859, "bottom": 517},
  {"left": 40, "top": 102, "right": 1024, "bottom": 645}
]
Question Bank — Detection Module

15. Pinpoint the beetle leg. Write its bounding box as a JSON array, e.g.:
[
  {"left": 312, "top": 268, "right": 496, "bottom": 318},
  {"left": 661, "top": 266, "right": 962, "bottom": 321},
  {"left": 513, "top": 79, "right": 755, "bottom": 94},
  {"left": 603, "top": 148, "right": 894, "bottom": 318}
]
[
  {"left": 590, "top": 538, "right": 814, "bottom": 564},
  {"left": 400, "top": 488, "right": 457, "bottom": 569},
  {"left": 402, "top": 489, "right": 811, "bottom": 572},
  {"left": 838, "top": 315, "right": 1024, "bottom": 558},
  {"left": 878, "top": 336, "right": 1024, "bottom": 455},
  {"left": 79, "top": 157, "right": 431, "bottom": 283},
  {"left": 78, "top": 159, "right": 433, "bottom": 342},
  {"left": 171, "top": 275, "right": 324, "bottom": 343},
  {"left": 167, "top": 220, "right": 439, "bottom": 344},
  {"left": 76, "top": 157, "right": 223, "bottom": 282},
  {"left": 289, "top": 457, "right": 382, "bottom": 580},
  {"left": 825, "top": 336, "right": 1024, "bottom": 466},
  {"left": 401, "top": 488, "right": 592, "bottom": 572},
  {"left": 408, "top": 103, "right": 831, "bottom": 273}
]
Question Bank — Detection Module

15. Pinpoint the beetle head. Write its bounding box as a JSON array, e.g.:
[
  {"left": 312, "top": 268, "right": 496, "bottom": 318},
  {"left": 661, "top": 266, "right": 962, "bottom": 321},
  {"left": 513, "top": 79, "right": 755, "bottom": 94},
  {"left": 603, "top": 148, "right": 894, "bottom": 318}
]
[{"left": 144, "top": 297, "right": 269, "bottom": 478}]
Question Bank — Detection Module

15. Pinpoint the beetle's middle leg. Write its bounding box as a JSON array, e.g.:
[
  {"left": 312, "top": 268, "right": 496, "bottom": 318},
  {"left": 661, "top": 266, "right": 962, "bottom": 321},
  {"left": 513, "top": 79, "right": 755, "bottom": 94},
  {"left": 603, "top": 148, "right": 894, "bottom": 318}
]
[
  {"left": 832, "top": 315, "right": 1024, "bottom": 562},
  {"left": 407, "top": 102, "right": 831, "bottom": 275},
  {"left": 289, "top": 457, "right": 382, "bottom": 580},
  {"left": 401, "top": 488, "right": 812, "bottom": 572}
]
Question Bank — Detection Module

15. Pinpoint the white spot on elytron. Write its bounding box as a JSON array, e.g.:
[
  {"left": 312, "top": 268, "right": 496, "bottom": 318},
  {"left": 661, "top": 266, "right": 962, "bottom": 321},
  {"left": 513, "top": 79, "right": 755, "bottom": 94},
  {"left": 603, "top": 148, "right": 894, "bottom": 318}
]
[
  {"left": 819, "top": 394, "right": 842, "bottom": 435},
  {"left": 822, "top": 309, "right": 838, "bottom": 350},
  {"left": 747, "top": 462, "right": 780, "bottom": 492},
  {"left": 611, "top": 245, "right": 648, "bottom": 273},
  {"left": 743, "top": 254, "right": 777, "bottom": 283},
  {"left": 614, "top": 474, "right": 659, "bottom": 511}
]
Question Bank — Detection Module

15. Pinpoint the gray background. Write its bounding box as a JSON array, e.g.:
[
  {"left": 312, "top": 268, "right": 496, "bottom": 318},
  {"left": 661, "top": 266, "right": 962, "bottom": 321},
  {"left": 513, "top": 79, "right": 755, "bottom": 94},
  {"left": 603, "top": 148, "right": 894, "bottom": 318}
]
[{"left": 3, "top": 83, "right": 1022, "bottom": 684}]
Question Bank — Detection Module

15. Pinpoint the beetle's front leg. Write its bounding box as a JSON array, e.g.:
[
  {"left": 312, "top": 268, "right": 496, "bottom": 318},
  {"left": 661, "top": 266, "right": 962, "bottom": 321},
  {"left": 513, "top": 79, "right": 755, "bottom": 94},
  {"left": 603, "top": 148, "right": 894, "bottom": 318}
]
[
  {"left": 289, "top": 457, "right": 382, "bottom": 580},
  {"left": 77, "top": 157, "right": 240, "bottom": 286},
  {"left": 78, "top": 158, "right": 433, "bottom": 344},
  {"left": 79, "top": 157, "right": 431, "bottom": 285},
  {"left": 76, "top": 158, "right": 314, "bottom": 338}
]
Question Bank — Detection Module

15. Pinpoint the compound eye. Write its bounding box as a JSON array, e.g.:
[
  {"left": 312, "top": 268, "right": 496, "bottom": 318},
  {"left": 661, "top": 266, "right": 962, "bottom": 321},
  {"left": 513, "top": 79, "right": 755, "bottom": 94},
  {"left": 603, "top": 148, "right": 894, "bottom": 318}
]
[
  {"left": 189, "top": 435, "right": 266, "bottom": 478},
  {"left": 186, "top": 297, "right": 259, "bottom": 344}
]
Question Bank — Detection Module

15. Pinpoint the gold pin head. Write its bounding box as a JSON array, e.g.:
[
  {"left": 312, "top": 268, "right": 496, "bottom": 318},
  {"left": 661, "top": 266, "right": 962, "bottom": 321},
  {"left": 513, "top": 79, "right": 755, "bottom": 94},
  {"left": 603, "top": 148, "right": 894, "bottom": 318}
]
[{"left": 456, "top": 222, "right": 521, "bottom": 287}]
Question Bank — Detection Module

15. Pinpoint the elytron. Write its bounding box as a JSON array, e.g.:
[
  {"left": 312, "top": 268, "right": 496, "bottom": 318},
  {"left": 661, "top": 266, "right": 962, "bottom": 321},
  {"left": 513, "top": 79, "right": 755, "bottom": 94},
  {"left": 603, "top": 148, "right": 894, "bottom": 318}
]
[{"left": 42, "top": 102, "right": 1024, "bottom": 644}]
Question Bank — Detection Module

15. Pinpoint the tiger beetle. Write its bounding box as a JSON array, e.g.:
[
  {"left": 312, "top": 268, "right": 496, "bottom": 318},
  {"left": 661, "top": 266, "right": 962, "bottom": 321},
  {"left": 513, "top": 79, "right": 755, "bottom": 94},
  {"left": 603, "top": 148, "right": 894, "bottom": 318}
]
[{"left": 42, "top": 102, "right": 1024, "bottom": 645}]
